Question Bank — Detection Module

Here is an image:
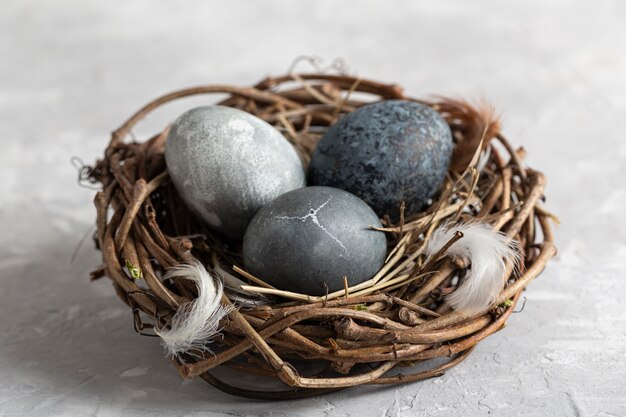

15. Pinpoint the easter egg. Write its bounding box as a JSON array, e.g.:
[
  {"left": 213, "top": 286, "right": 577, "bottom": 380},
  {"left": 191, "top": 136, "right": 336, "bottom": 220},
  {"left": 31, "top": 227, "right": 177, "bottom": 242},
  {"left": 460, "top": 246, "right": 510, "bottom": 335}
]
[
  {"left": 165, "top": 105, "right": 305, "bottom": 238},
  {"left": 308, "top": 100, "right": 453, "bottom": 221},
  {"left": 243, "top": 186, "right": 387, "bottom": 296}
]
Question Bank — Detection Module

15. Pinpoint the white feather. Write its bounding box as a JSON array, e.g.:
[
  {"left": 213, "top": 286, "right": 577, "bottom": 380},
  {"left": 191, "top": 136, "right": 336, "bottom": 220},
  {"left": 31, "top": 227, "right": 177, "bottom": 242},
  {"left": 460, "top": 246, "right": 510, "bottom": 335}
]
[
  {"left": 155, "top": 261, "right": 232, "bottom": 357},
  {"left": 212, "top": 264, "right": 271, "bottom": 309},
  {"left": 425, "top": 222, "right": 522, "bottom": 315}
]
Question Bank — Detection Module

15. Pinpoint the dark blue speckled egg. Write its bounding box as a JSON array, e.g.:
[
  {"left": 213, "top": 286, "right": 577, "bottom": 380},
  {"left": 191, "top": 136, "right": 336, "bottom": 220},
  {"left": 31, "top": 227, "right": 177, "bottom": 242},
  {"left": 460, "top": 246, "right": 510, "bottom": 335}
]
[
  {"left": 308, "top": 100, "right": 453, "bottom": 220},
  {"left": 243, "top": 186, "right": 386, "bottom": 296}
]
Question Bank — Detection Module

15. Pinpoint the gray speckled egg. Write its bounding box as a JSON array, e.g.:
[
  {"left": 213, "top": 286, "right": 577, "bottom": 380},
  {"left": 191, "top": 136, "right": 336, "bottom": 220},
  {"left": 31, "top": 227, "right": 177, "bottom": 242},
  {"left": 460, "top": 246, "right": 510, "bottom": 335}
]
[
  {"left": 243, "top": 186, "right": 387, "bottom": 296},
  {"left": 308, "top": 100, "right": 453, "bottom": 221},
  {"left": 165, "top": 105, "right": 305, "bottom": 238}
]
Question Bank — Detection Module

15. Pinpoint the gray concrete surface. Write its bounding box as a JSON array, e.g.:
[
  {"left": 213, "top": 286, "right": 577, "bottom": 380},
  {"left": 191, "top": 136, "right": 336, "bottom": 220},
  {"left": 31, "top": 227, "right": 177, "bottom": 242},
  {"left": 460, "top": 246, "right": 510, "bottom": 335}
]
[{"left": 1, "top": 1, "right": 625, "bottom": 416}]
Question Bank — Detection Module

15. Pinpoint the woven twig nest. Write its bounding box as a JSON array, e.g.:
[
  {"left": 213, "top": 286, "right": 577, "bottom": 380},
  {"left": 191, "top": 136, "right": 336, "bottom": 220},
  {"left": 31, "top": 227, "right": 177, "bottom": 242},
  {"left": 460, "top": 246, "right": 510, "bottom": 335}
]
[{"left": 88, "top": 72, "right": 557, "bottom": 399}]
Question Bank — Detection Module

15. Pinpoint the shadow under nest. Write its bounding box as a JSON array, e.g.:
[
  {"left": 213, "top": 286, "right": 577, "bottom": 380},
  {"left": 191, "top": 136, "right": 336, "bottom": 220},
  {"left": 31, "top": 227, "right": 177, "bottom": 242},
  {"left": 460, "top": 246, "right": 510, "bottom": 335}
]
[{"left": 87, "top": 73, "right": 557, "bottom": 399}]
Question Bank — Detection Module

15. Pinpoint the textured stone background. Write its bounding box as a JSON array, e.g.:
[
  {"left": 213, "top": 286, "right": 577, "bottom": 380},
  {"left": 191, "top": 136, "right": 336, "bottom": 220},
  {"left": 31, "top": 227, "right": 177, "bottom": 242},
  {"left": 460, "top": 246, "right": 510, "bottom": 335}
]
[{"left": 1, "top": 1, "right": 625, "bottom": 416}]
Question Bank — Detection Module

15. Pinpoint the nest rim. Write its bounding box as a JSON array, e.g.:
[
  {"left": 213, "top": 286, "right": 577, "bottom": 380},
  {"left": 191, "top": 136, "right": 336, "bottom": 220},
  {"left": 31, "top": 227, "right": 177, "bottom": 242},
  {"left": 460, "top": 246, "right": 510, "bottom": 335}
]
[{"left": 88, "top": 71, "right": 557, "bottom": 400}]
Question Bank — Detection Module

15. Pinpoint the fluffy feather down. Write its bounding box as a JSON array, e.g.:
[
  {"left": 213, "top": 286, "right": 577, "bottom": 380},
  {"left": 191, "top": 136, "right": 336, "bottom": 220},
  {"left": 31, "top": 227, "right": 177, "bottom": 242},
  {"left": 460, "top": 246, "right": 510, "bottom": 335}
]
[
  {"left": 431, "top": 98, "right": 501, "bottom": 173},
  {"left": 155, "top": 261, "right": 232, "bottom": 357},
  {"left": 425, "top": 222, "right": 521, "bottom": 315}
]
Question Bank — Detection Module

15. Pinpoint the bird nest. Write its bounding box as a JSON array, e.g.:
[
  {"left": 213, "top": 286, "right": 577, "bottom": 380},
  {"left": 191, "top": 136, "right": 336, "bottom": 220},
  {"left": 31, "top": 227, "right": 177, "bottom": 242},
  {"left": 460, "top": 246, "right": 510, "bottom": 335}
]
[{"left": 87, "top": 72, "right": 557, "bottom": 399}]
